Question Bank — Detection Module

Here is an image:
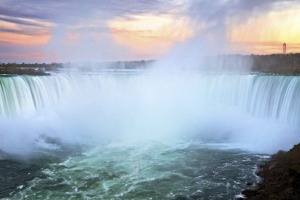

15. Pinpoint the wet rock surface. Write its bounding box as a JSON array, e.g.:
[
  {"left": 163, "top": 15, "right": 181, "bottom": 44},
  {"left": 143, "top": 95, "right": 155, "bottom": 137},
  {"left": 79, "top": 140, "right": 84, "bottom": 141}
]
[{"left": 242, "top": 143, "right": 300, "bottom": 200}]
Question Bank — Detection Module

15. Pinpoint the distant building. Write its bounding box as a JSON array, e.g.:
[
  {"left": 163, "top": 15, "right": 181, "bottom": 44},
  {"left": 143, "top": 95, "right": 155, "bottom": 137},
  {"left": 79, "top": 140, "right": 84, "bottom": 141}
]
[{"left": 283, "top": 43, "right": 287, "bottom": 54}]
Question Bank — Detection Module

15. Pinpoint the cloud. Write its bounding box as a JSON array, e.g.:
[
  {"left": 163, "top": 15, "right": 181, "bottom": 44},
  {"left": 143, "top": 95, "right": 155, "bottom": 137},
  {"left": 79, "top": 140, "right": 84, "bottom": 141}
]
[
  {"left": 0, "top": 16, "right": 44, "bottom": 27},
  {"left": 38, "top": 0, "right": 190, "bottom": 62},
  {"left": 0, "top": 0, "right": 300, "bottom": 62},
  {"left": 0, "top": 0, "right": 179, "bottom": 24},
  {"left": 0, "top": 44, "right": 46, "bottom": 62},
  {"left": 173, "top": 0, "right": 300, "bottom": 54},
  {"left": 107, "top": 14, "right": 194, "bottom": 55},
  {"left": 0, "top": 1, "right": 53, "bottom": 21},
  {"left": 0, "top": 27, "right": 48, "bottom": 36},
  {"left": 187, "top": 0, "right": 298, "bottom": 21}
]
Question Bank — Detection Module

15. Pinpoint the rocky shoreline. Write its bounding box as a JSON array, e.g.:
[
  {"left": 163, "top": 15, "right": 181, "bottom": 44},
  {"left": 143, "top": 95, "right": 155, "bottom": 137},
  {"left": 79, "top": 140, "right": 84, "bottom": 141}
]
[{"left": 241, "top": 143, "right": 300, "bottom": 200}]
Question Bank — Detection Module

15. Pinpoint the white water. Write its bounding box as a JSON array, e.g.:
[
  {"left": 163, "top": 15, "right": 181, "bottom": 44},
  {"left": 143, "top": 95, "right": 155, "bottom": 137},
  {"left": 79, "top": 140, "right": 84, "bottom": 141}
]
[
  {"left": 0, "top": 72, "right": 299, "bottom": 154},
  {"left": 10, "top": 142, "right": 268, "bottom": 200}
]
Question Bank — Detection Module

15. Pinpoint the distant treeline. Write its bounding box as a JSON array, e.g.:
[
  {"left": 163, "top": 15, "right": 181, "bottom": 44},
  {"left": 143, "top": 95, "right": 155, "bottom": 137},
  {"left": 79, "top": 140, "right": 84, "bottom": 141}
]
[
  {"left": 0, "top": 63, "right": 63, "bottom": 76},
  {"left": 251, "top": 53, "right": 300, "bottom": 74},
  {"left": 200, "top": 53, "right": 300, "bottom": 74},
  {"left": 0, "top": 61, "right": 154, "bottom": 76},
  {"left": 1, "top": 54, "right": 300, "bottom": 75}
]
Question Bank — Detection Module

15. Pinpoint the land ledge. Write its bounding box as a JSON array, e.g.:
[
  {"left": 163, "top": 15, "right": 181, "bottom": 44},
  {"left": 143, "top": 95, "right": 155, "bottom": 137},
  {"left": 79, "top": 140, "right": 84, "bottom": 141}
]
[
  {"left": 1, "top": 53, "right": 300, "bottom": 76},
  {"left": 241, "top": 143, "right": 300, "bottom": 200}
]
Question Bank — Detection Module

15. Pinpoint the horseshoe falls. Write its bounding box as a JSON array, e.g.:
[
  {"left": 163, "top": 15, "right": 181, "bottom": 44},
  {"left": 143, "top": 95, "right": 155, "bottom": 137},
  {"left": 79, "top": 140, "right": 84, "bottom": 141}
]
[{"left": 0, "top": 72, "right": 300, "bottom": 199}]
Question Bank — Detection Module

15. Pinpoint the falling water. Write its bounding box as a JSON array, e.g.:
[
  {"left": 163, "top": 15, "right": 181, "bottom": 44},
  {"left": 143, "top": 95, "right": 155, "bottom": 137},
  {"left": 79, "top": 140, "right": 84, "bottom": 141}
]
[
  {"left": 0, "top": 71, "right": 300, "bottom": 199},
  {"left": 1, "top": 73, "right": 300, "bottom": 124}
]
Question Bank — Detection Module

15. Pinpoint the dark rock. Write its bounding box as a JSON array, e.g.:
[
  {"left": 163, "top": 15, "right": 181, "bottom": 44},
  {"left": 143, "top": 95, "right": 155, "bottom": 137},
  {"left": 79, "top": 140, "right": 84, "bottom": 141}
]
[
  {"left": 242, "top": 143, "right": 300, "bottom": 200},
  {"left": 242, "top": 189, "right": 257, "bottom": 197}
]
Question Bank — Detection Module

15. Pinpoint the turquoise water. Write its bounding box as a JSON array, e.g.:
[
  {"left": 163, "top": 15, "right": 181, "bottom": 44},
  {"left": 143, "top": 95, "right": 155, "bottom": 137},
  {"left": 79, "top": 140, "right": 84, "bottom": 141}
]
[
  {"left": 1, "top": 72, "right": 299, "bottom": 199},
  {"left": 5, "top": 141, "right": 268, "bottom": 200}
]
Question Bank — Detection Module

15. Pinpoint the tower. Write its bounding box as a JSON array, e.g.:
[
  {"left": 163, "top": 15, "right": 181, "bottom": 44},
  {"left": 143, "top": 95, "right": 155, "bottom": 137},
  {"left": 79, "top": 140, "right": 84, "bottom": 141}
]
[{"left": 283, "top": 43, "right": 286, "bottom": 54}]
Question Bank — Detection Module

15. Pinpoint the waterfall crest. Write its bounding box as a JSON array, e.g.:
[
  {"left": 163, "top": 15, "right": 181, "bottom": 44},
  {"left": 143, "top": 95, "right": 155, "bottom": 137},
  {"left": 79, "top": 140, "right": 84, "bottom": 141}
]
[
  {"left": 0, "top": 73, "right": 299, "bottom": 154},
  {"left": 0, "top": 74, "right": 299, "bottom": 126}
]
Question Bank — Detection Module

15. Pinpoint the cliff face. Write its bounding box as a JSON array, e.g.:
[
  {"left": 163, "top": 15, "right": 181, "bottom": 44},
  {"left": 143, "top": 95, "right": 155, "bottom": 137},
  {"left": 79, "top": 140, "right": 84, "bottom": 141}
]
[{"left": 243, "top": 143, "right": 300, "bottom": 200}]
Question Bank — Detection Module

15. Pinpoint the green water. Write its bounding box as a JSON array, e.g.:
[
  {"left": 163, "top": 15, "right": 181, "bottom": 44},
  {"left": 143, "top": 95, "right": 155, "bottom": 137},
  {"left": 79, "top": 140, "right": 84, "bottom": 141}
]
[
  {"left": 3, "top": 73, "right": 294, "bottom": 199},
  {"left": 5, "top": 141, "right": 268, "bottom": 200}
]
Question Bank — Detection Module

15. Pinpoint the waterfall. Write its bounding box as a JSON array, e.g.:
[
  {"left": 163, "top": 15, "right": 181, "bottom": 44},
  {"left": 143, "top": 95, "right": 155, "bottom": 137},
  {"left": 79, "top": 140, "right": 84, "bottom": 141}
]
[
  {"left": 0, "top": 76, "right": 69, "bottom": 116},
  {"left": 0, "top": 73, "right": 299, "bottom": 154},
  {"left": 0, "top": 74, "right": 299, "bottom": 126}
]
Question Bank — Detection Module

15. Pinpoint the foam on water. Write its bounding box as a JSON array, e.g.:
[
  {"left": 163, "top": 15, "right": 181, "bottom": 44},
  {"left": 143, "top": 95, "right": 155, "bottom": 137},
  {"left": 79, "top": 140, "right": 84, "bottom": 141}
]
[
  {"left": 1, "top": 71, "right": 300, "bottom": 199},
  {"left": 9, "top": 141, "right": 268, "bottom": 200},
  {"left": 0, "top": 72, "right": 300, "bottom": 154}
]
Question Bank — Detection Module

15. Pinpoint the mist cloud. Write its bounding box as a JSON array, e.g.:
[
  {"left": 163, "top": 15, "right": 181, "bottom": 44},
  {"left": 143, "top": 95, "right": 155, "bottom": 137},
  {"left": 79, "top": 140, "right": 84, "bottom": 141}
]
[
  {"left": 184, "top": 0, "right": 299, "bottom": 50},
  {"left": 0, "top": 0, "right": 299, "bottom": 62}
]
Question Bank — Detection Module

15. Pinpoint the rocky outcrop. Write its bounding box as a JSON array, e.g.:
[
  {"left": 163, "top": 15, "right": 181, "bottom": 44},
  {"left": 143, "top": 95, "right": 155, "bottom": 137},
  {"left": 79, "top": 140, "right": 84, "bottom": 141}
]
[{"left": 242, "top": 143, "right": 300, "bottom": 200}]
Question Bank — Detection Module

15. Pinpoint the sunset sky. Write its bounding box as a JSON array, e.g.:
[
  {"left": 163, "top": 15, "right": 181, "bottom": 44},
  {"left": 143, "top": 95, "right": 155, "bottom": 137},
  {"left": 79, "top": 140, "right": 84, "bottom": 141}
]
[{"left": 0, "top": 0, "right": 300, "bottom": 63}]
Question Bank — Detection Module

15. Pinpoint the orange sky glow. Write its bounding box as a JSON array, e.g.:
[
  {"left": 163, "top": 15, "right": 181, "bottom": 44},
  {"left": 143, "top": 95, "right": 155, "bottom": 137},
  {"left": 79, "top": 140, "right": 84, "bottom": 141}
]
[
  {"left": 0, "top": 2, "right": 300, "bottom": 62},
  {"left": 0, "top": 32, "right": 51, "bottom": 46},
  {"left": 229, "top": 5, "right": 300, "bottom": 54},
  {"left": 107, "top": 14, "right": 195, "bottom": 58},
  {"left": 0, "top": 17, "right": 52, "bottom": 46}
]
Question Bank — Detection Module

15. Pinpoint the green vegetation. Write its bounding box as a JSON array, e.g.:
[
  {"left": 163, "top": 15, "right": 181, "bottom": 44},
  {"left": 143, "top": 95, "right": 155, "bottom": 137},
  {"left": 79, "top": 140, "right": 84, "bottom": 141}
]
[
  {"left": 202, "top": 53, "right": 300, "bottom": 74},
  {"left": 251, "top": 53, "right": 300, "bottom": 74},
  {"left": 0, "top": 61, "right": 154, "bottom": 76},
  {"left": 0, "top": 63, "right": 63, "bottom": 76},
  {"left": 1, "top": 54, "right": 300, "bottom": 75}
]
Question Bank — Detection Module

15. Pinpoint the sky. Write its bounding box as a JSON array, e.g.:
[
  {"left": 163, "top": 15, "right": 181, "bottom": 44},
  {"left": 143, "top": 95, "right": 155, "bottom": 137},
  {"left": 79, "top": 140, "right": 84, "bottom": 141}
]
[{"left": 0, "top": 0, "right": 300, "bottom": 63}]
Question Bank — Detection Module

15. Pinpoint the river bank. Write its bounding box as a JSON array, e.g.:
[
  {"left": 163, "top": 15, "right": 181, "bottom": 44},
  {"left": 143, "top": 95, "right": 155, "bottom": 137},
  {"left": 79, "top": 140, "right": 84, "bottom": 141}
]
[
  {"left": 242, "top": 143, "right": 300, "bottom": 199},
  {"left": 1, "top": 53, "right": 300, "bottom": 75}
]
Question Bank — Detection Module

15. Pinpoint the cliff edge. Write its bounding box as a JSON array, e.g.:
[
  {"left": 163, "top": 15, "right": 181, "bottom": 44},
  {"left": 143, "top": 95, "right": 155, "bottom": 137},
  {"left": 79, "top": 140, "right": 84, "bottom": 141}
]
[{"left": 242, "top": 143, "right": 300, "bottom": 200}]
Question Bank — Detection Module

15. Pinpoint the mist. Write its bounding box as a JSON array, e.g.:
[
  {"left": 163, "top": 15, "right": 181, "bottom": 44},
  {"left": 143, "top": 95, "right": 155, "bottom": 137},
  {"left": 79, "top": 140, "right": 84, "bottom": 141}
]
[
  {"left": 1, "top": 1, "right": 300, "bottom": 158},
  {"left": 0, "top": 72, "right": 299, "bottom": 157}
]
